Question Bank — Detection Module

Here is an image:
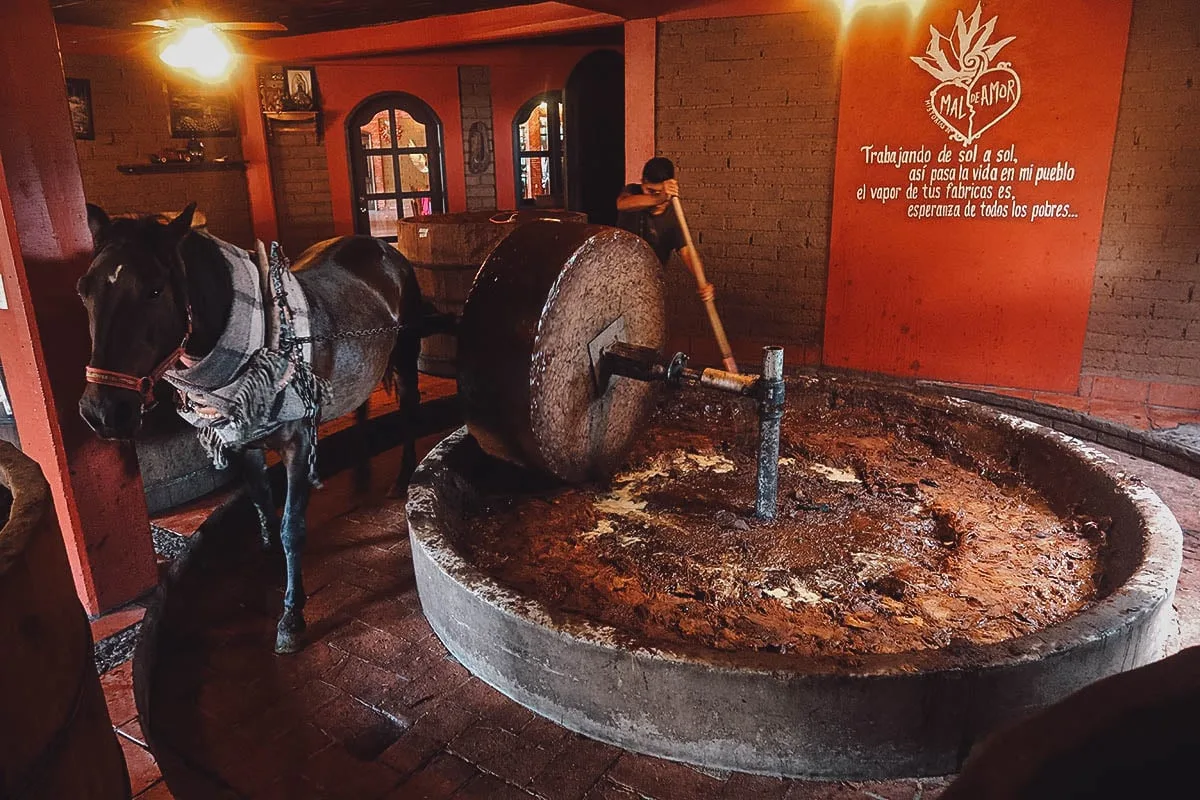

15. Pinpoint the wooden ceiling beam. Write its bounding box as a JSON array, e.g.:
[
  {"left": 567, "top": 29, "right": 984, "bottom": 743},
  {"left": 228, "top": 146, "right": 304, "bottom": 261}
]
[
  {"left": 246, "top": 2, "right": 622, "bottom": 61},
  {"left": 558, "top": 0, "right": 707, "bottom": 18}
]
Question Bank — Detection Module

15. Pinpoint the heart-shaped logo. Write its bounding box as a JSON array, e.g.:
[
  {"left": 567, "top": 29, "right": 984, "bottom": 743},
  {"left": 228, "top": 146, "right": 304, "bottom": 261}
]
[
  {"left": 928, "top": 68, "right": 1021, "bottom": 145},
  {"left": 912, "top": 4, "right": 1021, "bottom": 144}
]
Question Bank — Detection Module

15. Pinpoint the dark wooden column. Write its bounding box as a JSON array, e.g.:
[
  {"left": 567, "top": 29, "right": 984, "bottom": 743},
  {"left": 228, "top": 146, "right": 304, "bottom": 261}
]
[{"left": 0, "top": 0, "right": 157, "bottom": 614}]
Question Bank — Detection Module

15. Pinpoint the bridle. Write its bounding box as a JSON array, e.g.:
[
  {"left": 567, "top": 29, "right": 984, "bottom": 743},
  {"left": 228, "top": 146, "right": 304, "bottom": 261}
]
[{"left": 83, "top": 252, "right": 195, "bottom": 408}]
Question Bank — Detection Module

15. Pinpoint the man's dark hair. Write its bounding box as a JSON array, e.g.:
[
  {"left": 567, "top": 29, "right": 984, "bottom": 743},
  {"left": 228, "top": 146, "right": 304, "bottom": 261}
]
[{"left": 641, "top": 157, "right": 675, "bottom": 183}]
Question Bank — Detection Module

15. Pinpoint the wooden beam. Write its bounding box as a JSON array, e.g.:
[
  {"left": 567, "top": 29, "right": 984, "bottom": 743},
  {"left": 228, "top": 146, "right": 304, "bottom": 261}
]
[
  {"left": 234, "top": 64, "right": 281, "bottom": 245},
  {"left": 624, "top": 18, "right": 656, "bottom": 183},
  {"left": 0, "top": 0, "right": 157, "bottom": 614},
  {"left": 562, "top": 0, "right": 706, "bottom": 17},
  {"left": 248, "top": 3, "right": 623, "bottom": 62}
]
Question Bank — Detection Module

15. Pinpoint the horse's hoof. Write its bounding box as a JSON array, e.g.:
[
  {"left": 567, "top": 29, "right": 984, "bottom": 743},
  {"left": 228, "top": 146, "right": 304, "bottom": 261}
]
[
  {"left": 274, "top": 612, "right": 306, "bottom": 655},
  {"left": 274, "top": 631, "right": 304, "bottom": 655}
]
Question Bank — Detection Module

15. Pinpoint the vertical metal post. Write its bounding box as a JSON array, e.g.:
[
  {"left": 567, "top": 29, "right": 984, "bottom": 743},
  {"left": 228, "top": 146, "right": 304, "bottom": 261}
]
[{"left": 755, "top": 347, "right": 785, "bottom": 520}]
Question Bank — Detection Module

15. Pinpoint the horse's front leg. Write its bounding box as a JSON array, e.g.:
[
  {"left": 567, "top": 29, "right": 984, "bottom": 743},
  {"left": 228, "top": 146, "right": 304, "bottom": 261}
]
[{"left": 275, "top": 427, "right": 314, "bottom": 655}]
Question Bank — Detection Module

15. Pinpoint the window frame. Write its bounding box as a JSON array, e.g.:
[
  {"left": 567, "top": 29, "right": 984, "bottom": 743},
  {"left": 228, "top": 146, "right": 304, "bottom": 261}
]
[
  {"left": 347, "top": 91, "right": 447, "bottom": 240},
  {"left": 512, "top": 91, "right": 564, "bottom": 207}
]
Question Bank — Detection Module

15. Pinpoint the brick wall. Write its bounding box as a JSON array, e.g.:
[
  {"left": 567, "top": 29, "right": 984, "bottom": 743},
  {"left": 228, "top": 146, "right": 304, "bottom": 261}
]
[
  {"left": 63, "top": 54, "right": 253, "bottom": 247},
  {"left": 268, "top": 130, "right": 336, "bottom": 257},
  {"left": 459, "top": 66, "right": 497, "bottom": 211},
  {"left": 1083, "top": 0, "right": 1200, "bottom": 386},
  {"left": 655, "top": 11, "right": 840, "bottom": 352},
  {"left": 259, "top": 65, "right": 337, "bottom": 258}
]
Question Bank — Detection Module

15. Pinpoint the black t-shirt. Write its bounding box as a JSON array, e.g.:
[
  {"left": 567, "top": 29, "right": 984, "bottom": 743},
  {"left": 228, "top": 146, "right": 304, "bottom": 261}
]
[{"left": 615, "top": 183, "right": 686, "bottom": 265}]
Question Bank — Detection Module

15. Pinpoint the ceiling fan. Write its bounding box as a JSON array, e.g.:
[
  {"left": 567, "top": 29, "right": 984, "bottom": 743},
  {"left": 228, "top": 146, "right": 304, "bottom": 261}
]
[
  {"left": 131, "top": 17, "right": 287, "bottom": 34},
  {"left": 128, "top": 5, "right": 287, "bottom": 80}
]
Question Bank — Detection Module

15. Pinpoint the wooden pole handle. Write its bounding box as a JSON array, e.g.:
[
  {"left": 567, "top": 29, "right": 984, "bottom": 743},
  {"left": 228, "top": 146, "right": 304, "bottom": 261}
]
[{"left": 671, "top": 196, "right": 738, "bottom": 373}]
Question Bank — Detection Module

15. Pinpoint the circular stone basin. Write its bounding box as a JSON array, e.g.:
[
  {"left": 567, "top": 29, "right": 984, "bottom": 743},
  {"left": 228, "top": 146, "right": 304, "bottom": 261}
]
[{"left": 406, "top": 377, "right": 1182, "bottom": 780}]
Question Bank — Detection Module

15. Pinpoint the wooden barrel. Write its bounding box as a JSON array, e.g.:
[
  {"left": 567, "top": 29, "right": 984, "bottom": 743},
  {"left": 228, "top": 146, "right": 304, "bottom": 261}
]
[
  {"left": 395, "top": 209, "right": 586, "bottom": 377},
  {"left": 0, "top": 442, "right": 130, "bottom": 799}
]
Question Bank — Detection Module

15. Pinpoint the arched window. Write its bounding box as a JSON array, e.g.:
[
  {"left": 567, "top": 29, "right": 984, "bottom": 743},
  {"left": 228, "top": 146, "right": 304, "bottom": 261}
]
[
  {"left": 348, "top": 92, "right": 447, "bottom": 239},
  {"left": 513, "top": 91, "right": 564, "bottom": 207}
]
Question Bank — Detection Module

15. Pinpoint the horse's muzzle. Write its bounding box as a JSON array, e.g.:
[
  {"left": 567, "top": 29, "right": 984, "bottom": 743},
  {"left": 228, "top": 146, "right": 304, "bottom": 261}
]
[{"left": 79, "top": 384, "right": 143, "bottom": 440}]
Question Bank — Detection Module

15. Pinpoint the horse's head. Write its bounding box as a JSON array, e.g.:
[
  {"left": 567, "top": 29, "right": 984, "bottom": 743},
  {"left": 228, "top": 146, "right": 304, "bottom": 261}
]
[{"left": 78, "top": 202, "right": 196, "bottom": 439}]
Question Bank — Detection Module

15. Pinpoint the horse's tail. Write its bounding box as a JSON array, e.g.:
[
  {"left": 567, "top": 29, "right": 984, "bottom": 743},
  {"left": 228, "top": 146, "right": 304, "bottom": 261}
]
[{"left": 382, "top": 256, "right": 425, "bottom": 397}]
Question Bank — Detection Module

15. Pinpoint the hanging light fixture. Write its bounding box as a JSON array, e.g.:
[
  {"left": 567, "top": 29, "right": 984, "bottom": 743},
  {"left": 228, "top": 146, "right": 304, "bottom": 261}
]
[{"left": 158, "top": 21, "right": 234, "bottom": 81}]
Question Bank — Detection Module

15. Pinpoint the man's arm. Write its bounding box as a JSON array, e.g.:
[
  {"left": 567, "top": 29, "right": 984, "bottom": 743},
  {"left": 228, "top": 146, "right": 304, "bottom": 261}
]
[
  {"left": 616, "top": 186, "right": 661, "bottom": 212},
  {"left": 616, "top": 179, "right": 679, "bottom": 212}
]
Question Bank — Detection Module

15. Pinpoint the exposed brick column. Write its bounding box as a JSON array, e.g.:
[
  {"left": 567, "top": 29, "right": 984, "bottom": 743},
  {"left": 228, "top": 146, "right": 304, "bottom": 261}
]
[
  {"left": 1083, "top": 0, "right": 1200, "bottom": 386},
  {"left": 655, "top": 12, "right": 840, "bottom": 354},
  {"left": 458, "top": 66, "right": 498, "bottom": 211},
  {"left": 0, "top": 0, "right": 157, "bottom": 614}
]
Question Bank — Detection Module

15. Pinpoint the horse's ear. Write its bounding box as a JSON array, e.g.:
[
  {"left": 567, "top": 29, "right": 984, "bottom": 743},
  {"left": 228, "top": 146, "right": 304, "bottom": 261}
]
[
  {"left": 86, "top": 203, "right": 110, "bottom": 250},
  {"left": 166, "top": 202, "right": 197, "bottom": 240}
]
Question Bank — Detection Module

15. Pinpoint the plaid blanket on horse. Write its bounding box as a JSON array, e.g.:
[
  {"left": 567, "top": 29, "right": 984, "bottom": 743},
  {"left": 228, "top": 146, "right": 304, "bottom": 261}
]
[{"left": 163, "top": 234, "right": 330, "bottom": 472}]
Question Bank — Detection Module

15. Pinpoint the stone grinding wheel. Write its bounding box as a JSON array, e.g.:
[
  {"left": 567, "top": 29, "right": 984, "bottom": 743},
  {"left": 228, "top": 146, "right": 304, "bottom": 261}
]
[{"left": 458, "top": 220, "right": 666, "bottom": 483}]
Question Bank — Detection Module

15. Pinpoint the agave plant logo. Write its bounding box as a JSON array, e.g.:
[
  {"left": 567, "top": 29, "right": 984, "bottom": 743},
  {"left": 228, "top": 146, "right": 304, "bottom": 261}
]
[{"left": 912, "top": 3, "right": 1021, "bottom": 145}]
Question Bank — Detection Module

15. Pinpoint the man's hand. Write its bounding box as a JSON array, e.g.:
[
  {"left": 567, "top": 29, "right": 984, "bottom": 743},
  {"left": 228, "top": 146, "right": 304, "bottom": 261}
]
[{"left": 663, "top": 179, "right": 680, "bottom": 200}]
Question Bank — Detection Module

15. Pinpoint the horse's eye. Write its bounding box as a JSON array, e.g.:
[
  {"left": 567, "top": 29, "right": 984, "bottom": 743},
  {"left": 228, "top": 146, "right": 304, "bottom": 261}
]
[{"left": 148, "top": 286, "right": 163, "bottom": 299}]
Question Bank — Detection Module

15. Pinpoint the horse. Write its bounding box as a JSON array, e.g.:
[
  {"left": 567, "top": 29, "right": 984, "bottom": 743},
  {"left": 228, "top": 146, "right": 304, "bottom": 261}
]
[{"left": 77, "top": 202, "right": 424, "bottom": 654}]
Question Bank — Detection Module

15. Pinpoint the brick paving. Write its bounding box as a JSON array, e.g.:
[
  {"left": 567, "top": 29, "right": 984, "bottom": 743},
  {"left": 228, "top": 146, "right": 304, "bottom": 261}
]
[{"left": 93, "top": 383, "right": 1200, "bottom": 799}]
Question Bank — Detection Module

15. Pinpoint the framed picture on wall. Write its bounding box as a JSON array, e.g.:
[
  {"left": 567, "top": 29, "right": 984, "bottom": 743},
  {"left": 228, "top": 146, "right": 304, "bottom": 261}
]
[
  {"left": 281, "top": 66, "right": 316, "bottom": 111},
  {"left": 167, "top": 82, "right": 238, "bottom": 138},
  {"left": 65, "top": 78, "right": 94, "bottom": 140}
]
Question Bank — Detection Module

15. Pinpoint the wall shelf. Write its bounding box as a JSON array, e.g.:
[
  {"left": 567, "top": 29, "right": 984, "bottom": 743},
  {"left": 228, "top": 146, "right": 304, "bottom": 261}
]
[
  {"left": 263, "top": 110, "right": 323, "bottom": 142},
  {"left": 117, "top": 160, "right": 247, "bottom": 175}
]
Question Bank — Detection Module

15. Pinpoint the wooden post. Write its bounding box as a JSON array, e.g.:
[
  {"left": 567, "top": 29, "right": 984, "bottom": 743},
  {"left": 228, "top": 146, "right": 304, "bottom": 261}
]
[
  {"left": 235, "top": 62, "right": 282, "bottom": 245},
  {"left": 624, "top": 18, "right": 656, "bottom": 185},
  {"left": 0, "top": 0, "right": 157, "bottom": 614}
]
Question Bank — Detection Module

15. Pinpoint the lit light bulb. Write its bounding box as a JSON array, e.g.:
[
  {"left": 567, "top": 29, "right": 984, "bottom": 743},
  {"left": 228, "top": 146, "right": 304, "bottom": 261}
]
[
  {"left": 831, "top": 0, "right": 927, "bottom": 26},
  {"left": 158, "top": 22, "right": 234, "bottom": 81},
  {"left": 159, "top": 42, "right": 188, "bottom": 68}
]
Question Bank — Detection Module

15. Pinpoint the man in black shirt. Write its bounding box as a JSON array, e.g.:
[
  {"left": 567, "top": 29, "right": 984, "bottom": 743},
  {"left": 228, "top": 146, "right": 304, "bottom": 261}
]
[
  {"left": 616, "top": 157, "right": 739, "bottom": 372},
  {"left": 615, "top": 157, "right": 701, "bottom": 279}
]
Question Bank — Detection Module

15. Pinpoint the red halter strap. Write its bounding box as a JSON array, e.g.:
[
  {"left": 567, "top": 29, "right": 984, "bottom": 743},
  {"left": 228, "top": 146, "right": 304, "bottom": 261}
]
[{"left": 84, "top": 306, "right": 194, "bottom": 408}]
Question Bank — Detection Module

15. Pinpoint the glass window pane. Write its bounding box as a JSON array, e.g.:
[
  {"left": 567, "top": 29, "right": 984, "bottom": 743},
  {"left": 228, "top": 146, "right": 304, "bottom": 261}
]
[
  {"left": 368, "top": 198, "right": 397, "bottom": 237},
  {"left": 395, "top": 110, "right": 427, "bottom": 148},
  {"left": 519, "top": 102, "right": 548, "bottom": 154},
  {"left": 364, "top": 155, "right": 396, "bottom": 194},
  {"left": 519, "top": 156, "right": 551, "bottom": 201},
  {"left": 400, "top": 151, "right": 431, "bottom": 193},
  {"left": 359, "top": 110, "right": 392, "bottom": 148}
]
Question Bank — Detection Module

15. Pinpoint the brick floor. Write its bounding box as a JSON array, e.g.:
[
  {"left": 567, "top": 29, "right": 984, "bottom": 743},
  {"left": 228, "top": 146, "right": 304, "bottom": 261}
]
[{"left": 95, "top": 385, "right": 1200, "bottom": 799}]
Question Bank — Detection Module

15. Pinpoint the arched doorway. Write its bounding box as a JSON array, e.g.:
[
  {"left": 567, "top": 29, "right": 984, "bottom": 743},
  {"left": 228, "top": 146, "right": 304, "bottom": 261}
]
[
  {"left": 347, "top": 92, "right": 447, "bottom": 240},
  {"left": 565, "top": 49, "right": 624, "bottom": 226},
  {"left": 513, "top": 91, "right": 564, "bottom": 207}
]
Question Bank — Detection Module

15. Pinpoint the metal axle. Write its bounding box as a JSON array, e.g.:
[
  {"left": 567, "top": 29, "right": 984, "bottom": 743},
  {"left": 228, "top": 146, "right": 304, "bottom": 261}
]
[{"left": 599, "top": 342, "right": 786, "bottom": 520}]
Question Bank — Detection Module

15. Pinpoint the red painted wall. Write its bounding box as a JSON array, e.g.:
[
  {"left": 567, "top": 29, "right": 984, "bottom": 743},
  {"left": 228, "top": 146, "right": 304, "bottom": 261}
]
[
  {"left": 824, "top": 0, "right": 1133, "bottom": 391},
  {"left": 310, "top": 45, "right": 604, "bottom": 234},
  {"left": 318, "top": 62, "right": 465, "bottom": 236},
  {"left": 489, "top": 46, "right": 602, "bottom": 209}
]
